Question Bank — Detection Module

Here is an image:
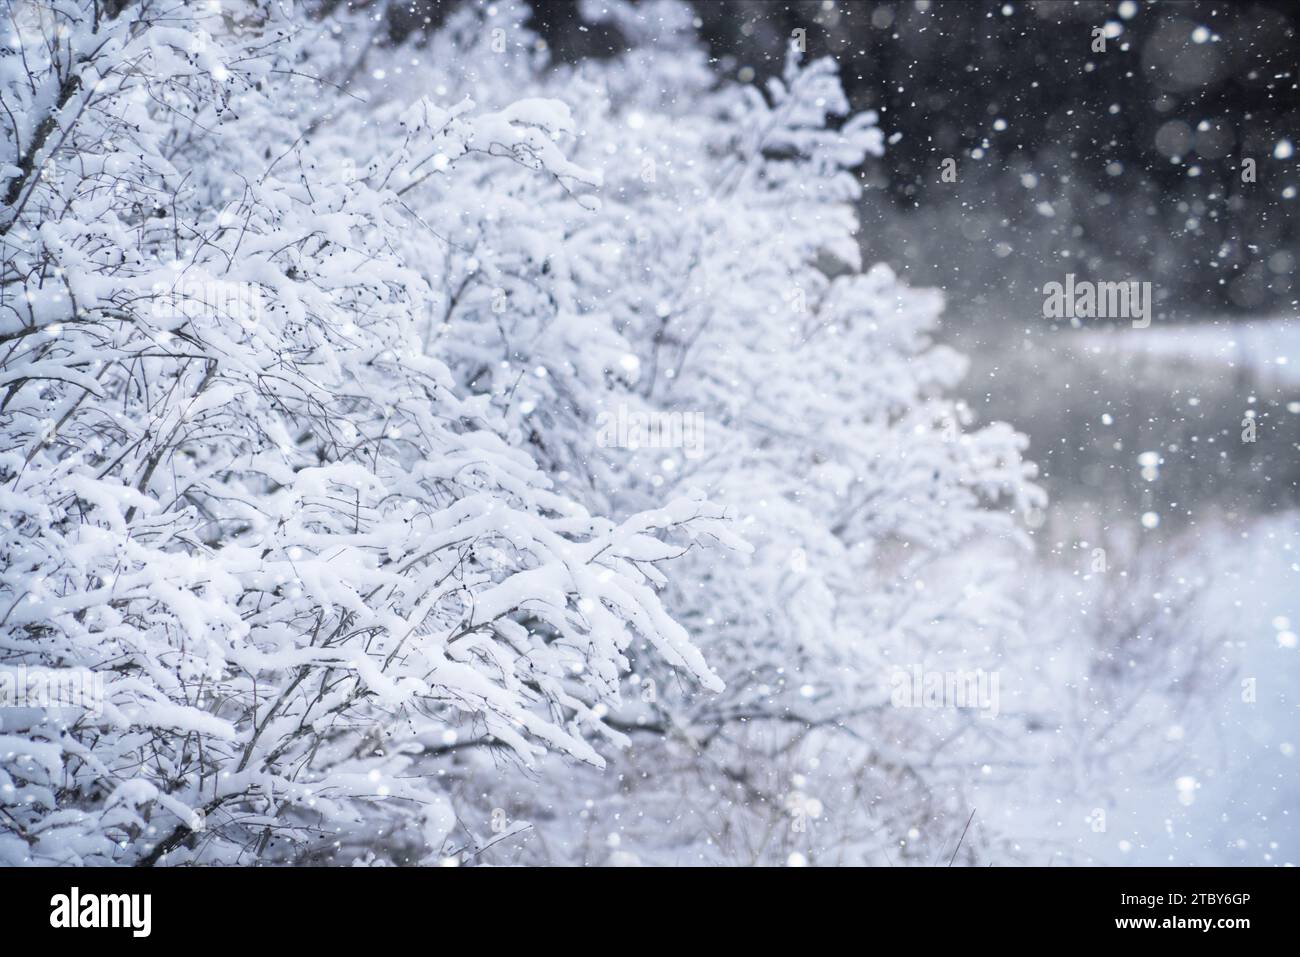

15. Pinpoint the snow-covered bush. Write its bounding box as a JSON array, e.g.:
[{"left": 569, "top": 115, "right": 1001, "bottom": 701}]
[
  {"left": 1, "top": 0, "right": 1050, "bottom": 866},
  {"left": 0, "top": 0, "right": 736, "bottom": 865}
]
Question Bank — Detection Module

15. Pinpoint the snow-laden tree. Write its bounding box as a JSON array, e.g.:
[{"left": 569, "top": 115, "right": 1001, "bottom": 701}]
[{"left": 0, "top": 0, "right": 737, "bottom": 865}]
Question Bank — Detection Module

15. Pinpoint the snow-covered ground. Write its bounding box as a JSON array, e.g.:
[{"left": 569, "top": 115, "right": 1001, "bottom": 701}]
[
  {"left": 1073, "top": 512, "right": 1299, "bottom": 866},
  {"left": 1075, "top": 315, "right": 1300, "bottom": 387},
  {"left": 981, "top": 315, "right": 1300, "bottom": 865}
]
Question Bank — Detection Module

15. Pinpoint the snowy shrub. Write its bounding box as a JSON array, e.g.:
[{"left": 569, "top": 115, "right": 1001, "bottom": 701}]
[
  {"left": 0, "top": 0, "right": 738, "bottom": 865},
  {"left": 1, "top": 0, "right": 1056, "bottom": 866}
]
